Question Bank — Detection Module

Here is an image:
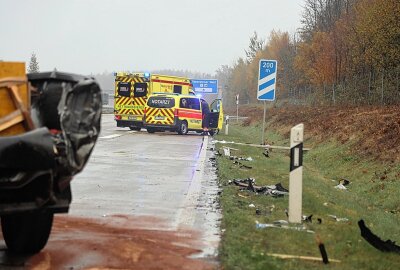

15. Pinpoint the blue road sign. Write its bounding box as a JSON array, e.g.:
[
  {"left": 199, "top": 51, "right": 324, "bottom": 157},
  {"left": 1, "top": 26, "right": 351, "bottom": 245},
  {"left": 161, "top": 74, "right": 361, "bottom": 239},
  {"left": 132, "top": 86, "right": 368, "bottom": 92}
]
[
  {"left": 191, "top": 79, "right": 218, "bottom": 94},
  {"left": 258, "top": 60, "right": 277, "bottom": 101}
]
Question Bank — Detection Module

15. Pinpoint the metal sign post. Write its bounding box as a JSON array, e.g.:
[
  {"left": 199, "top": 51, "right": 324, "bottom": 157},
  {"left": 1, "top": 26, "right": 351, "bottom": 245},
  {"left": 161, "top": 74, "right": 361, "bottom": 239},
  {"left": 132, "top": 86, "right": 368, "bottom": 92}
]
[
  {"left": 289, "top": 123, "right": 304, "bottom": 223},
  {"left": 261, "top": 101, "right": 266, "bottom": 144},
  {"left": 257, "top": 60, "right": 277, "bottom": 144}
]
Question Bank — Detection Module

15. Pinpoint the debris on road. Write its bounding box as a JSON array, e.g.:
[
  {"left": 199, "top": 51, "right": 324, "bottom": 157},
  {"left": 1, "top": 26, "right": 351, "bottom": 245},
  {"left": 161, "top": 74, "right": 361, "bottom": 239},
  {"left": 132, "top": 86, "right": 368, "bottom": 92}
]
[
  {"left": 255, "top": 221, "right": 315, "bottom": 233},
  {"left": 334, "top": 183, "right": 348, "bottom": 190},
  {"left": 328, "top": 215, "right": 349, "bottom": 222},
  {"left": 334, "top": 178, "right": 351, "bottom": 190},
  {"left": 302, "top": 214, "right": 313, "bottom": 223},
  {"left": 229, "top": 156, "right": 253, "bottom": 161},
  {"left": 215, "top": 140, "right": 236, "bottom": 144},
  {"left": 229, "top": 178, "right": 289, "bottom": 197},
  {"left": 249, "top": 204, "right": 256, "bottom": 208},
  {"left": 266, "top": 253, "right": 341, "bottom": 263},
  {"left": 358, "top": 219, "right": 400, "bottom": 254},
  {"left": 339, "top": 178, "right": 351, "bottom": 186},
  {"left": 223, "top": 147, "right": 231, "bottom": 156},
  {"left": 316, "top": 235, "right": 329, "bottom": 264},
  {"left": 263, "top": 148, "right": 270, "bottom": 158},
  {"left": 237, "top": 193, "right": 249, "bottom": 199},
  {"left": 233, "top": 160, "right": 253, "bottom": 170}
]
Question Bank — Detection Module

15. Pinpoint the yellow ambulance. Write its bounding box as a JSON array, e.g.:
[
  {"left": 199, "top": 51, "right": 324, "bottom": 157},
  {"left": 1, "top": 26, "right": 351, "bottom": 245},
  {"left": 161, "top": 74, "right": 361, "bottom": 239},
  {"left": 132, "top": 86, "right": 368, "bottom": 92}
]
[
  {"left": 143, "top": 93, "right": 223, "bottom": 135},
  {"left": 114, "top": 72, "right": 195, "bottom": 130}
]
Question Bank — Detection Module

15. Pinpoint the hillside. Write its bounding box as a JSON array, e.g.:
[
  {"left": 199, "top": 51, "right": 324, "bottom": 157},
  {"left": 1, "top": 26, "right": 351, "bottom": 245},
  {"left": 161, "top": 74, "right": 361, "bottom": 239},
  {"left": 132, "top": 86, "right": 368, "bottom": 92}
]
[{"left": 237, "top": 105, "right": 400, "bottom": 162}]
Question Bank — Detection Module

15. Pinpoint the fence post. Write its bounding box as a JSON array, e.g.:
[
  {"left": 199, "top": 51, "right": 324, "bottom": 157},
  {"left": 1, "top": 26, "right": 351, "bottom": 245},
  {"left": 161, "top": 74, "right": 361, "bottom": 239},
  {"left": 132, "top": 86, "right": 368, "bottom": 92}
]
[
  {"left": 381, "top": 69, "right": 385, "bottom": 105},
  {"left": 332, "top": 83, "right": 336, "bottom": 105},
  {"left": 368, "top": 71, "right": 372, "bottom": 105}
]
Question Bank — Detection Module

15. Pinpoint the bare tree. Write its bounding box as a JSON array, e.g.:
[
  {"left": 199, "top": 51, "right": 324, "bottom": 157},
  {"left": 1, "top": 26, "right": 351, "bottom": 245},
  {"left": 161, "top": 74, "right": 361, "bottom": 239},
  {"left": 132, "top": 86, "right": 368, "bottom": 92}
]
[{"left": 245, "top": 31, "right": 264, "bottom": 63}]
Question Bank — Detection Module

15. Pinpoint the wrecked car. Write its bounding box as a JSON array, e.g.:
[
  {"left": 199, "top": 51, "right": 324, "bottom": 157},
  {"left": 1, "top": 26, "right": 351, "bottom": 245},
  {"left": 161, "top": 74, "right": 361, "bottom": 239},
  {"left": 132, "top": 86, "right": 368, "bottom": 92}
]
[{"left": 0, "top": 66, "right": 101, "bottom": 254}]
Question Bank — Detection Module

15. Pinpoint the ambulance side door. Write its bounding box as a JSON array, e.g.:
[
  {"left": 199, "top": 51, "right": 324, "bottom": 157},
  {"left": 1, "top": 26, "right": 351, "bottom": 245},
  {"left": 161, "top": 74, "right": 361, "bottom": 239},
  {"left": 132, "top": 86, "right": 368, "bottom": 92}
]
[{"left": 209, "top": 99, "right": 223, "bottom": 130}]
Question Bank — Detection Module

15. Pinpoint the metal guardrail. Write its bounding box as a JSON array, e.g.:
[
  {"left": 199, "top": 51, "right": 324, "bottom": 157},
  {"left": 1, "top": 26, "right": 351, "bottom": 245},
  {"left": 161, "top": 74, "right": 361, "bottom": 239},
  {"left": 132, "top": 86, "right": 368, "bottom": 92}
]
[{"left": 226, "top": 115, "right": 248, "bottom": 121}]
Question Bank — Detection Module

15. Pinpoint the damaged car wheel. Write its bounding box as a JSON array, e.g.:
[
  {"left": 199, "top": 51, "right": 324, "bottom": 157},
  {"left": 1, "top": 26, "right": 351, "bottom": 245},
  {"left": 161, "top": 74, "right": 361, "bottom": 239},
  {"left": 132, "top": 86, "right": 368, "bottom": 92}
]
[{"left": 1, "top": 211, "right": 54, "bottom": 254}]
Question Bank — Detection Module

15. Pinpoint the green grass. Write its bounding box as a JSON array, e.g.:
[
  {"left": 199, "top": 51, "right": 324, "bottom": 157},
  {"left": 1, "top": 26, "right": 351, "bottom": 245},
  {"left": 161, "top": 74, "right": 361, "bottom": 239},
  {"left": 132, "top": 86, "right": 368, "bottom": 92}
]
[{"left": 216, "top": 122, "right": 400, "bottom": 270}]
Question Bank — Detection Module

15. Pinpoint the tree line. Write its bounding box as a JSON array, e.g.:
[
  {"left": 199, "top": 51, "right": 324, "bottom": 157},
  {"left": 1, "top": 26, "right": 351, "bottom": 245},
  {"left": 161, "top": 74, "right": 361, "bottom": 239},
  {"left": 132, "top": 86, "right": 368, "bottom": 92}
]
[{"left": 218, "top": 0, "right": 400, "bottom": 107}]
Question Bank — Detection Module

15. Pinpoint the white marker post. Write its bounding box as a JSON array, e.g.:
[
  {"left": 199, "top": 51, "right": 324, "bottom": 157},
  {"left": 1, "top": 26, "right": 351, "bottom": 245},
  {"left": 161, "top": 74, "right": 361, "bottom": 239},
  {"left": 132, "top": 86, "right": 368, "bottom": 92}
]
[
  {"left": 289, "top": 124, "right": 304, "bottom": 223},
  {"left": 225, "top": 115, "right": 229, "bottom": 135},
  {"left": 236, "top": 94, "right": 239, "bottom": 123}
]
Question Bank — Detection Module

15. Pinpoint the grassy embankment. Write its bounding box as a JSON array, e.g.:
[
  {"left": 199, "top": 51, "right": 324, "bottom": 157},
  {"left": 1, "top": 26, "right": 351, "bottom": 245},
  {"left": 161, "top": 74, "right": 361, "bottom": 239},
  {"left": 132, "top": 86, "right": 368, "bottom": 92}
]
[{"left": 216, "top": 121, "right": 400, "bottom": 270}]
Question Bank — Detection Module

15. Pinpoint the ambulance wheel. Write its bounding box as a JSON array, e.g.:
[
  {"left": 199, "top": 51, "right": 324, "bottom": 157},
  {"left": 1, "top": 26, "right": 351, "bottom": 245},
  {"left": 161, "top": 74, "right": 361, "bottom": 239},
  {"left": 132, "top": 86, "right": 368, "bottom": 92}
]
[
  {"left": 1, "top": 211, "right": 54, "bottom": 254},
  {"left": 178, "top": 121, "right": 188, "bottom": 135},
  {"left": 147, "top": 127, "right": 156, "bottom": 133},
  {"left": 129, "top": 126, "right": 141, "bottom": 131}
]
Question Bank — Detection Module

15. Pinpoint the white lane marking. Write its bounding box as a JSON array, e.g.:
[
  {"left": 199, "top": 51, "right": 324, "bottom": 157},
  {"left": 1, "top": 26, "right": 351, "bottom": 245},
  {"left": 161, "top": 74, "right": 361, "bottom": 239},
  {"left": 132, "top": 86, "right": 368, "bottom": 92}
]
[
  {"left": 175, "top": 135, "right": 209, "bottom": 229},
  {"left": 99, "top": 131, "right": 136, "bottom": 139}
]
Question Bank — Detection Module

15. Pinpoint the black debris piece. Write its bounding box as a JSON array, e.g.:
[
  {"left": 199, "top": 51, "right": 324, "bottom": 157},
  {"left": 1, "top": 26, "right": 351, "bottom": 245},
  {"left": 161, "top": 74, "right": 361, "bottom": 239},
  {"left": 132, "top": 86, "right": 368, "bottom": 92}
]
[
  {"left": 230, "top": 178, "right": 289, "bottom": 197},
  {"left": 358, "top": 219, "right": 400, "bottom": 254},
  {"left": 339, "top": 178, "right": 351, "bottom": 186},
  {"left": 303, "top": 214, "right": 313, "bottom": 223},
  {"left": 273, "top": 183, "right": 289, "bottom": 193},
  {"left": 317, "top": 218, "right": 322, "bottom": 224},
  {"left": 232, "top": 160, "right": 252, "bottom": 169},
  {"left": 316, "top": 235, "right": 329, "bottom": 264}
]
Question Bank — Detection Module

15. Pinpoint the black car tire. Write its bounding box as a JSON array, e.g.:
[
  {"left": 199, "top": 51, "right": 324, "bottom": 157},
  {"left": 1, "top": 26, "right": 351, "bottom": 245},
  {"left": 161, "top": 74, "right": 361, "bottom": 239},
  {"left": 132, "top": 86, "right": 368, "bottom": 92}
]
[
  {"left": 147, "top": 127, "right": 156, "bottom": 133},
  {"left": 177, "top": 121, "right": 188, "bottom": 135},
  {"left": 1, "top": 211, "right": 54, "bottom": 254}
]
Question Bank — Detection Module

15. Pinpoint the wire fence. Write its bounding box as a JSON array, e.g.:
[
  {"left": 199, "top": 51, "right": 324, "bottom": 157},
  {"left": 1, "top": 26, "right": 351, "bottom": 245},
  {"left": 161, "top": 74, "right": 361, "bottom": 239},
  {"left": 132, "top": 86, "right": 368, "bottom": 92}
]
[{"left": 286, "top": 66, "right": 400, "bottom": 106}]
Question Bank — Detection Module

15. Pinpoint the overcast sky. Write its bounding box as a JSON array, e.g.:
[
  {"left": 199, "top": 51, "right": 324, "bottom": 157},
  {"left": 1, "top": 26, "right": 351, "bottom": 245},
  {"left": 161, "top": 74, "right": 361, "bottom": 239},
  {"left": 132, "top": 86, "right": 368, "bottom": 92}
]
[{"left": 0, "top": 0, "right": 302, "bottom": 75}]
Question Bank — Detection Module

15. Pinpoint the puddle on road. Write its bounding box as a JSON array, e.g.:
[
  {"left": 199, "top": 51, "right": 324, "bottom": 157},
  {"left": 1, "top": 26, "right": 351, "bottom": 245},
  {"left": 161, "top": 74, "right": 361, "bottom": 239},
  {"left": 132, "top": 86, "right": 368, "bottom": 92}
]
[{"left": 0, "top": 215, "right": 214, "bottom": 270}]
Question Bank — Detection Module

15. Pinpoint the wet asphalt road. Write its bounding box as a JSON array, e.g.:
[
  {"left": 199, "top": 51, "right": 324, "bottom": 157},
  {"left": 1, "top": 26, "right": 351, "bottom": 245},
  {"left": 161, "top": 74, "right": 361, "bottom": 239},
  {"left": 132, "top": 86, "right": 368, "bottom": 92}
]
[
  {"left": 70, "top": 114, "right": 219, "bottom": 232},
  {"left": 0, "top": 113, "right": 220, "bottom": 269}
]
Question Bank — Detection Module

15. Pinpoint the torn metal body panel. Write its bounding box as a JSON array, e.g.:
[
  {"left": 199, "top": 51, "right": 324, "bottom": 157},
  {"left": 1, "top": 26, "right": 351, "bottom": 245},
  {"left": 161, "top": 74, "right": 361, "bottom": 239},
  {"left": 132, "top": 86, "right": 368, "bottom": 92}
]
[
  {"left": 0, "top": 128, "right": 56, "bottom": 171},
  {"left": 0, "top": 71, "right": 102, "bottom": 214},
  {"left": 0, "top": 70, "right": 101, "bottom": 254}
]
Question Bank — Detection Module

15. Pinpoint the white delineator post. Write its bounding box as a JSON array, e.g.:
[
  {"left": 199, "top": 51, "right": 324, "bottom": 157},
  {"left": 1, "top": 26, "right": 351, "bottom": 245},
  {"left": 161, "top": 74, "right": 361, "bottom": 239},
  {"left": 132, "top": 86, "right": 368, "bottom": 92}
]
[
  {"left": 289, "top": 124, "right": 304, "bottom": 223},
  {"left": 225, "top": 115, "right": 229, "bottom": 135},
  {"left": 236, "top": 94, "right": 239, "bottom": 123}
]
